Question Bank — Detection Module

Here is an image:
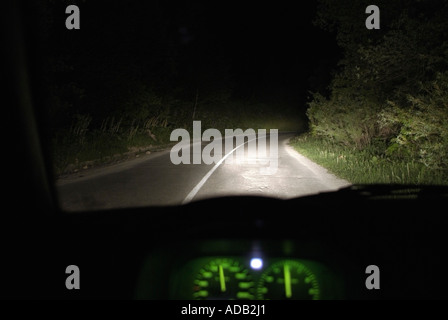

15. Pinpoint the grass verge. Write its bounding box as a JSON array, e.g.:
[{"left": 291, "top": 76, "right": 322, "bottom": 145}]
[
  {"left": 289, "top": 133, "right": 448, "bottom": 185},
  {"left": 52, "top": 127, "right": 175, "bottom": 177}
]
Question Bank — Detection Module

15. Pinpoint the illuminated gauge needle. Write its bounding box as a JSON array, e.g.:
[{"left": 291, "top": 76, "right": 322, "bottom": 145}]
[
  {"left": 284, "top": 264, "right": 292, "bottom": 298},
  {"left": 219, "top": 265, "right": 226, "bottom": 293}
]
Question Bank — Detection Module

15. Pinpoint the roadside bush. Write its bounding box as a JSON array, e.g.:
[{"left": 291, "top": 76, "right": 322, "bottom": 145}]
[
  {"left": 379, "top": 72, "right": 448, "bottom": 169},
  {"left": 307, "top": 91, "right": 380, "bottom": 149}
]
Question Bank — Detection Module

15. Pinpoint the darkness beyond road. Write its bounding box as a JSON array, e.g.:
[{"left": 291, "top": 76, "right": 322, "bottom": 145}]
[{"left": 56, "top": 133, "right": 350, "bottom": 211}]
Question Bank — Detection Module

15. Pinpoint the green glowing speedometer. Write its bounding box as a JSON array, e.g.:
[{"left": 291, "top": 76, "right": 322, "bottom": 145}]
[
  {"left": 193, "top": 258, "right": 255, "bottom": 300},
  {"left": 256, "top": 260, "right": 320, "bottom": 300}
]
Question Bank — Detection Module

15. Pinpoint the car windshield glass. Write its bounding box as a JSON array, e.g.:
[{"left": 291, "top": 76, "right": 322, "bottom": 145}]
[{"left": 29, "top": 1, "right": 448, "bottom": 212}]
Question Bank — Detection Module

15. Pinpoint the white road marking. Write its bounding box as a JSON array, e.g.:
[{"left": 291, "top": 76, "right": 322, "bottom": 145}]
[{"left": 182, "top": 137, "right": 258, "bottom": 204}]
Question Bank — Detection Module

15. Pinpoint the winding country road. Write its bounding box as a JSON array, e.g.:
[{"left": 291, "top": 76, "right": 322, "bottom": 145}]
[{"left": 56, "top": 133, "right": 350, "bottom": 211}]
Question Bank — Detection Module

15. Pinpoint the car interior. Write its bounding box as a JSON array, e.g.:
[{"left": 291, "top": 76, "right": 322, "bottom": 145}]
[{"left": 3, "top": 1, "right": 448, "bottom": 303}]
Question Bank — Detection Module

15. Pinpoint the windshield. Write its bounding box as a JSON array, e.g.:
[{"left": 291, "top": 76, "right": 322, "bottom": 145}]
[{"left": 31, "top": 1, "right": 448, "bottom": 212}]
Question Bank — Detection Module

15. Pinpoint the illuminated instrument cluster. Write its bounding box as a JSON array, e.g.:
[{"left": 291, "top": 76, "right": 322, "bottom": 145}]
[{"left": 168, "top": 256, "right": 343, "bottom": 300}]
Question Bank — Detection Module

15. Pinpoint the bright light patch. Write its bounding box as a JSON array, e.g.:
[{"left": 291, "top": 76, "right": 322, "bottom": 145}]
[{"left": 250, "top": 258, "right": 263, "bottom": 270}]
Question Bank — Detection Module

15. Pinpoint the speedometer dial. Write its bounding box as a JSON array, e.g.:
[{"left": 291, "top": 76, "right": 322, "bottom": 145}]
[
  {"left": 193, "top": 258, "right": 255, "bottom": 300},
  {"left": 256, "top": 260, "right": 320, "bottom": 300}
]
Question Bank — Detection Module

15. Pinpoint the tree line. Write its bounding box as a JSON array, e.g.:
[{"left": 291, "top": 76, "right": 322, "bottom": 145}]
[{"left": 307, "top": 0, "right": 448, "bottom": 170}]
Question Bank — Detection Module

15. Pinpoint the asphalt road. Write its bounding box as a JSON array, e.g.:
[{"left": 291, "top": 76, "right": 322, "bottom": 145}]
[{"left": 56, "top": 133, "right": 351, "bottom": 211}]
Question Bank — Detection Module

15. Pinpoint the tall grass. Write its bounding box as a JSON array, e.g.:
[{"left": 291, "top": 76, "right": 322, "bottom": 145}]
[
  {"left": 52, "top": 114, "right": 173, "bottom": 176},
  {"left": 289, "top": 134, "right": 448, "bottom": 185}
]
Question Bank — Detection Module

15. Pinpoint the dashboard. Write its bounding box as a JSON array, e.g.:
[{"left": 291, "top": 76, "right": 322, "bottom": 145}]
[
  {"left": 3, "top": 188, "right": 448, "bottom": 300},
  {"left": 28, "top": 189, "right": 443, "bottom": 300},
  {"left": 135, "top": 239, "right": 353, "bottom": 300}
]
